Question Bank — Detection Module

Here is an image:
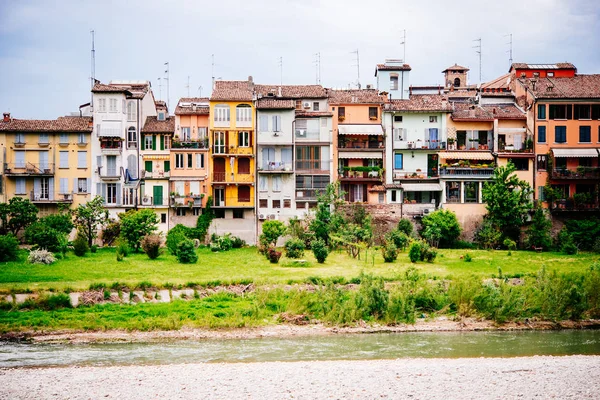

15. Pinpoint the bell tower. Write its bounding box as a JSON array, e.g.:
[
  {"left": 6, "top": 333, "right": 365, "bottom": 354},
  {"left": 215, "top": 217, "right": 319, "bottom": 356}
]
[{"left": 442, "top": 64, "right": 469, "bottom": 89}]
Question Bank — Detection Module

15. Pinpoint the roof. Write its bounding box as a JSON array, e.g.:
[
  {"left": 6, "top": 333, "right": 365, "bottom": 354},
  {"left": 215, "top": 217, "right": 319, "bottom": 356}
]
[
  {"left": 256, "top": 99, "right": 295, "bottom": 110},
  {"left": 401, "top": 183, "right": 443, "bottom": 192},
  {"left": 92, "top": 83, "right": 130, "bottom": 93},
  {"left": 444, "top": 89, "right": 477, "bottom": 99},
  {"left": 255, "top": 84, "right": 327, "bottom": 99},
  {"left": 510, "top": 62, "right": 576, "bottom": 72},
  {"left": 0, "top": 116, "right": 93, "bottom": 132},
  {"left": 338, "top": 124, "right": 384, "bottom": 135},
  {"left": 443, "top": 64, "right": 470, "bottom": 72},
  {"left": 141, "top": 116, "right": 175, "bottom": 133},
  {"left": 92, "top": 81, "right": 150, "bottom": 99},
  {"left": 210, "top": 80, "right": 254, "bottom": 101},
  {"left": 552, "top": 148, "right": 599, "bottom": 158},
  {"left": 451, "top": 103, "right": 525, "bottom": 121},
  {"left": 387, "top": 95, "right": 452, "bottom": 112},
  {"left": 439, "top": 152, "right": 494, "bottom": 161},
  {"left": 481, "top": 73, "right": 512, "bottom": 91},
  {"left": 518, "top": 75, "right": 600, "bottom": 99},
  {"left": 481, "top": 104, "right": 525, "bottom": 120},
  {"left": 375, "top": 63, "right": 412, "bottom": 71},
  {"left": 327, "top": 89, "right": 386, "bottom": 105},
  {"left": 295, "top": 111, "right": 334, "bottom": 118},
  {"left": 175, "top": 97, "right": 210, "bottom": 115}
]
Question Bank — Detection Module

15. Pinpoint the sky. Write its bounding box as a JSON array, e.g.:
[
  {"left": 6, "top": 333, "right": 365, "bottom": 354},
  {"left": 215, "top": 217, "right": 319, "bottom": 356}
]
[{"left": 0, "top": 0, "right": 599, "bottom": 119}]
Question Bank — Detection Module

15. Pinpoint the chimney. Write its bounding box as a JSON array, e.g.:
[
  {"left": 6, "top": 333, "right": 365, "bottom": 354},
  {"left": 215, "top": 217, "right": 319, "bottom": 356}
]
[
  {"left": 409, "top": 85, "right": 413, "bottom": 96},
  {"left": 248, "top": 75, "right": 254, "bottom": 91},
  {"left": 3, "top": 112, "right": 10, "bottom": 122},
  {"left": 277, "top": 86, "right": 282, "bottom": 97}
]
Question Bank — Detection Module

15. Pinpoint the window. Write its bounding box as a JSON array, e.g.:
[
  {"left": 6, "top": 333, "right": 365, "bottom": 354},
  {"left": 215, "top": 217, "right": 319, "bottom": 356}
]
[
  {"left": 213, "top": 131, "right": 226, "bottom": 154},
  {"left": 538, "top": 126, "right": 546, "bottom": 143},
  {"left": 259, "top": 199, "right": 268, "bottom": 208},
  {"left": 338, "top": 107, "right": 345, "bottom": 118},
  {"left": 369, "top": 107, "right": 378, "bottom": 120},
  {"left": 106, "top": 156, "right": 117, "bottom": 175},
  {"left": 187, "top": 154, "right": 193, "bottom": 168},
  {"left": 509, "top": 158, "right": 529, "bottom": 171},
  {"left": 233, "top": 209, "right": 244, "bottom": 219},
  {"left": 181, "top": 127, "right": 191, "bottom": 140},
  {"left": 78, "top": 178, "right": 88, "bottom": 193},
  {"left": 537, "top": 155, "right": 547, "bottom": 171},
  {"left": 429, "top": 116, "right": 438, "bottom": 123},
  {"left": 59, "top": 151, "right": 69, "bottom": 168},
  {"left": 259, "top": 115, "right": 269, "bottom": 132},
  {"left": 97, "top": 98, "right": 106, "bottom": 112},
  {"left": 259, "top": 176, "right": 268, "bottom": 191},
  {"left": 239, "top": 131, "right": 250, "bottom": 147},
  {"left": 394, "top": 152, "right": 403, "bottom": 169},
  {"left": 390, "top": 74, "right": 399, "bottom": 90},
  {"left": 272, "top": 200, "right": 281, "bottom": 209},
  {"left": 394, "top": 115, "right": 403, "bottom": 122},
  {"left": 109, "top": 99, "right": 117, "bottom": 113},
  {"left": 196, "top": 154, "right": 204, "bottom": 169},
  {"left": 283, "top": 199, "right": 291, "bottom": 208},
  {"left": 464, "top": 182, "right": 479, "bottom": 203},
  {"left": 272, "top": 115, "right": 281, "bottom": 132},
  {"left": 454, "top": 77, "right": 461, "bottom": 87},
  {"left": 574, "top": 104, "right": 591, "bottom": 120},
  {"left": 59, "top": 178, "right": 69, "bottom": 194},
  {"left": 145, "top": 135, "right": 153, "bottom": 150},
  {"left": 127, "top": 127, "right": 137, "bottom": 148},
  {"left": 592, "top": 105, "right": 600, "bottom": 120},
  {"left": 175, "top": 154, "right": 184, "bottom": 169},
  {"left": 378, "top": 193, "right": 385, "bottom": 204},
  {"left": 127, "top": 102, "right": 136, "bottom": 121},
  {"left": 537, "top": 104, "right": 546, "bottom": 120},
  {"left": 78, "top": 133, "right": 87, "bottom": 144},
  {"left": 236, "top": 105, "right": 252, "bottom": 124},
  {"left": 107, "top": 183, "right": 117, "bottom": 204},
  {"left": 273, "top": 176, "right": 282, "bottom": 192},
  {"left": 176, "top": 208, "right": 186, "bottom": 216},
  {"left": 59, "top": 133, "right": 68, "bottom": 144},
  {"left": 16, "top": 178, "right": 26, "bottom": 194},
  {"left": 214, "top": 104, "right": 230, "bottom": 125},
  {"left": 313, "top": 102, "right": 320, "bottom": 111},
  {"left": 77, "top": 151, "right": 87, "bottom": 168},
  {"left": 547, "top": 72, "right": 554, "bottom": 77},
  {"left": 164, "top": 135, "right": 171, "bottom": 149},
  {"left": 295, "top": 100, "right": 302, "bottom": 110},
  {"left": 161, "top": 213, "right": 167, "bottom": 223},
  {"left": 238, "top": 186, "right": 250, "bottom": 202},
  {"left": 192, "top": 208, "right": 200, "bottom": 216},
  {"left": 39, "top": 133, "right": 49, "bottom": 144},
  {"left": 238, "top": 157, "right": 250, "bottom": 174},
  {"left": 296, "top": 146, "right": 321, "bottom": 170},
  {"left": 174, "top": 181, "right": 185, "bottom": 196},
  {"left": 145, "top": 161, "right": 153, "bottom": 172},
  {"left": 549, "top": 104, "right": 572, "bottom": 120},
  {"left": 579, "top": 126, "right": 591, "bottom": 143},
  {"left": 555, "top": 126, "right": 567, "bottom": 143}
]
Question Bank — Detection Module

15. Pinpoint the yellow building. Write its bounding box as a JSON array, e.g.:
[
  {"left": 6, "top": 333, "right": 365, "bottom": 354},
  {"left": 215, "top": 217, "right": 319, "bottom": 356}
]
[
  {"left": 0, "top": 113, "right": 92, "bottom": 215},
  {"left": 208, "top": 79, "right": 256, "bottom": 243}
]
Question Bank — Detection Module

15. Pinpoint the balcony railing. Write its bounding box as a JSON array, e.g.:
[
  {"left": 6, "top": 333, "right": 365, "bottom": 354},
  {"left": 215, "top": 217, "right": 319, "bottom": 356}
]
[
  {"left": 213, "top": 145, "right": 253, "bottom": 155},
  {"left": 550, "top": 167, "right": 600, "bottom": 180},
  {"left": 258, "top": 161, "right": 293, "bottom": 172},
  {"left": 295, "top": 189, "right": 325, "bottom": 200},
  {"left": 30, "top": 191, "right": 73, "bottom": 203},
  {"left": 142, "top": 170, "right": 170, "bottom": 179},
  {"left": 393, "top": 140, "right": 447, "bottom": 150},
  {"left": 440, "top": 167, "right": 494, "bottom": 178},
  {"left": 212, "top": 196, "right": 253, "bottom": 207},
  {"left": 295, "top": 161, "right": 330, "bottom": 173},
  {"left": 99, "top": 166, "right": 123, "bottom": 180},
  {"left": 497, "top": 143, "right": 532, "bottom": 153},
  {"left": 172, "top": 138, "right": 209, "bottom": 149},
  {"left": 170, "top": 195, "right": 204, "bottom": 207},
  {"left": 4, "top": 163, "right": 55, "bottom": 175},
  {"left": 212, "top": 172, "right": 255, "bottom": 183},
  {"left": 393, "top": 171, "right": 439, "bottom": 180},
  {"left": 338, "top": 141, "right": 384, "bottom": 150},
  {"left": 340, "top": 170, "right": 382, "bottom": 181}
]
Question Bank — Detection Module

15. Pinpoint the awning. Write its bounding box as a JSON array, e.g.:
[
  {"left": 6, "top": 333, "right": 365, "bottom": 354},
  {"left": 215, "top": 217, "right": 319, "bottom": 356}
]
[
  {"left": 338, "top": 151, "right": 383, "bottom": 159},
  {"left": 169, "top": 176, "right": 206, "bottom": 181},
  {"left": 338, "top": 124, "right": 384, "bottom": 135},
  {"left": 402, "top": 183, "right": 443, "bottom": 192},
  {"left": 439, "top": 151, "right": 494, "bottom": 161},
  {"left": 143, "top": 155, "right": 171, "bottom": 160},
  {"left": 552, "top": 148, "right": 599, "bottom": 158},
  {"left": 98, "top": 121, "right": 123, "bottom": 137}
]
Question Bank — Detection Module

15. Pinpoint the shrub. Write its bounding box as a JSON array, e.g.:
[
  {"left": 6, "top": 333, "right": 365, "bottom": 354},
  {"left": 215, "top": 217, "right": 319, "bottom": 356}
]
[
  {"left": 420, "top": 209, "right": 461, "bottom": 248},
  {"left": 119, "top": 209, "right": 159, "bottom": 252},
  {"left": 24, "top": 223, "right": 65, "bottom": 253},
  {"left": 28, "top": 249, "right": 56, "bottom": 265},
  {"left": 311, "top": 239, "right": 328, "bottom": 263},
  {"left": 0, "top": 234, "right": 20, "bottom": 262},
  {"left": 177, "top": 239, "right": 198, "bottom": 264},
  {"left": 37, "top": 293, "right": 72, "bottom": 310},
  {"left": 397, "top": 218, "right": 413, "bottom": 237},
  {"left": 260, "top": 220, "right": 286, "bottom": 246},
  {"left": 39, "top": 213, "right": 73, "bottom": 235},
  {"left": 166, "top": 225, "right": 188, "bottom": 255},
  {"left": 101, "top": 219, "right": 121, "bottom": 246},
  {"left": 408, "top": 241, "right": 421, "bottom": 263},
  {"left": 464, "top": 253, "right": 472, "bottom": 262},
  {"left": 231, "top": 236, "right": 245, "bottom": 249},
  {"left": 284, "top": 238, "right": 305, "bottom": 259},
  {"left": 141, "top": 234, "right": 162, "bottom": 260},
  {"left": 503, "top": 238, "right": 517, "bottom": 251},
  {"left": 268, "top": 248, "right": 282, "bottom": 264},
  {"left": 422, "top": 245, "right": 437, "bottom": 263},
  {"left": 72, "top": 233, "right": 89, "bottom": 257},
  {"left": 525, "top": 208, "right": 552, "bottom": 250},
  {"left": 354, "top": 274, "right": 389, "bottom": 320},
  {"left": 90, "top": 244, "right": 98, "bottom": 253},
  {"left": 562, "top": 238, "right": 578, "bottom": 255},
  {"left": 382, "top": 242, "right": 398, "bottom": 263},
  {"left": 387, "top": 230, "right": 409, "bottom": 251},
  {"left": 453, "top": 240, "right": 476, "bottom": 249},
  {"left": 210, "top": 233, "right": 234, "bottom": 252}
]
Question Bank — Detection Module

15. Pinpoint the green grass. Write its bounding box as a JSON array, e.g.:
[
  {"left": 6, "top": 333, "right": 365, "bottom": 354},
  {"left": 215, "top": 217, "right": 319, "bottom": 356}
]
[{"left": 0, "top": 246, "right": 598, "bottom": 293}]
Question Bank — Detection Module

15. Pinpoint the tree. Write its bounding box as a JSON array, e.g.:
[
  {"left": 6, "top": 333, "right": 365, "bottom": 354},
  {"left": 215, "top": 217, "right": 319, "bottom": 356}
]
[
  {"left": 397, "top": 218, "right": 414, "bottom": 237},
  {"left": 0, "top": 197, "right": 38, "bottom": 236},
  {"left": 260, "top": 220, "right": 286, "bottom": 247},
  {"left": 38, "top": 213, "right": 74, "bottom": 235},
  {"left": 119, "top": 209, "right": 159, "bottom": 252},
  {"left": 420, "top": 209, "right": 461, "bottom": 248},
  {"left": 482, "top": 162, "right": 533, "bottom": 241},
  {"left": 525, "top": 208, "right": 553, "bottom": 250},
  {"left": 73, "top": 196, "right": 109, "bottom": 247},
  {"left": 310, "top": 182, "right": 345, "bottom": 244}
]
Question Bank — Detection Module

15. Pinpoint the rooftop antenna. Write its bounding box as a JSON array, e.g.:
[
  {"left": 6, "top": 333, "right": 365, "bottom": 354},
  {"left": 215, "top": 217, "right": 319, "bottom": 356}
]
[
  {"left": 90, "top": 30, "right": 95, "bottom": 106},
  {"left": 278, "top": 56, "right": 283, "bottom": 85},
  {"left": 164, "top": 62, "right": 170, "bottom": 111},
  {"left": 186, "top": 75, "right": 190, "bottom": 97},
  {"left": 473, "top": 38, "right": 482, "bottom": 84},
  {"left": 351, "top": 49, "right": 360, "bottom": 89},
  {"left": 211, "top": 54, "right": 215, "bottom": 89},
  {"left": 400, "top": 29, "right": 406, "bottom": 62},
  {"left": 198, "top": 86, "right": 202, "bottom": 97},
  {"left": 157, "top": 77, "right": 162, "bottom": 100},
  {"left": 505, "top": 33, "right": 513, "bottom": 67},
  {"left": 313, "top": 52, "right": 321, "bottom": 84}
]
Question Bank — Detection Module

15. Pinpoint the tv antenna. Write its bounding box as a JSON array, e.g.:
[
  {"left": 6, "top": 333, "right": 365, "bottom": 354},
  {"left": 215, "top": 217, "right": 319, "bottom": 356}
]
[
  {"left": 505, "top": 33, "right": 513, "bottom": 67},
  {"left": 211, "top": 54, "right": 215, "bottom": 89},
  {"left": 313, "top": 52, "right": 321, "bottom": 84},
  {"left": 278, "top": 56, "right": 283, "bottom": 85},
  {"left": 473, "top": 38, "right": 482, "bottom": 84},
  {"left": 90, "top": 30, "right": 95, "bottom": 105},
  {"left": 351, "top": 49, "right": 360, "bottom": 89},
  {"left": 198, "top": 86, "right": 202, "bottom": 97},
  {"left": 164, "top": 62, "right": 170, "bottom": 111},
  {"left": 157, "top": 77, "right": 162, "bottom": 100},
  {"left": 400, "top": 29, "right": 406, "bottom": 62}
]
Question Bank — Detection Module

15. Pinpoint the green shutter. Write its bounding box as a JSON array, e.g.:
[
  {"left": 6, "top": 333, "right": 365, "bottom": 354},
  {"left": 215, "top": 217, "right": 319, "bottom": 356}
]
[
  {"left": 153, "top": 186, "right": 163, "bottom": 206},
  {"left": 152, "top": 135, "right": 157, "bottom": 150},
  {"left": 160, "top": 135, "right": 165, "bottom": 150},
  {"left": 164, "top": 161, "right": 170, "bottom": 172},
  {"left": 145, "top": 161, "right": 152, "bottom": 172},
  {"left": 141, "top": 134, "right": 145, "bottom": 150}
]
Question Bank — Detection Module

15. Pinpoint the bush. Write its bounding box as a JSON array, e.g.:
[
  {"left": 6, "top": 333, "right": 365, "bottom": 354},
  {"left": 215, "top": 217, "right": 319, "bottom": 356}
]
[
  {"left": 525, "top": 208, "right": 552, "bottom": 250},
  {"left": 231, "top": 236, "right": 245, "bottom": 248},
  {"left": 284, "top": 238, "right": 305, "bottom": 259},
  {"left": 177, "top": 239, "right": 198, "bottom": 263},
  {"left": 453, "top": 240, "right": 476, "bottom": 249},
  {"left": 119, "top": 209, "right": 159, "bottom": 252},
  {"left": 101, "top": 219, "right": 121, "bottom": 246},
  {"left": 0, "top": 234, "right": 20, "bottom": 262},
  {"left": 311, "top": 239, "right": 328, "bottom": 263},
  {"left": 28, "top": 249, "right": 56, "bottom": 265},
  {"left": 464, "top": 253, "right": 472, "bottom": 262},
  {"left": 166, "top": 225, "right": 189, "bottom": 255},
  {"left": 562, "top": 238, "right": 578, "bottom": 255},
  {"left": 387, "top": 230, "right": 409, "bottom": 251},
  {"left": 268, "top": 248, "right": 282, "bottom": 264},
  {"left": 24, "top": 223, "right": 65, "bottom": 253},
  {"left": 72, "top": 233, "right": 89, "bottom": 257},
  {"left": 90, "top": 244, "right": 98, "bottom": 253},
  {"left": 39, "top": 213, "right": 73, "bottom": 235},
  {"left": 210, "top": 233, "right": 234, "bottom": 252},
  {"left": 382, "top": 242, "right": 398, "bottom": 263},
  {"left": 475, "top": 218, "right": 502, "bottom": 249},
  {"left": 421, "top": 244, "right": 437, "bottom": 263},
  {"left": 260, "top": 220, "right": 286, "bottom": 246},
  {"left": 115, "top": 239, "right": 129, "bottom": 261},
  {"left": 503, "top": 238, "right": 517, "bottom": 251},
  {"left": 397, "top": 218, "right": 413, "bottom": 237},
  {"left": 420, "top": 209, "right": 461, "bottom": 248},
  {"left": 408, "top": 241, "right": 421, "bottom": 263},
  {"left": 141, "top": 234, "right": 162, "bottom": 260}
]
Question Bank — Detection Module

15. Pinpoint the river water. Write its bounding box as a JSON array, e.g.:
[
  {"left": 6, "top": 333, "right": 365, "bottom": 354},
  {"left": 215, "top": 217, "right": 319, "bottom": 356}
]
[{"left": 1, "top": 330, "right": 599, "bottom": 368}]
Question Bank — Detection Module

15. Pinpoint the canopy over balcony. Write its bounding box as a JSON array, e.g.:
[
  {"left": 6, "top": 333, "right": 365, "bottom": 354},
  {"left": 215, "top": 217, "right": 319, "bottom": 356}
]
[
  {"left": 338, "top": 151, "right": 383, "bottom": 159},
  {"left": 439, "top": 151, "right": 494, "bottom": 161},
  {"left": 338, "top": 125, "right": 384, "bottom": 135},
  {"left": 402, "top": 183, "right": 443, "bottom": 192},
  {"left": 552, "top": 148, "right": 599, "bottom": 158}
]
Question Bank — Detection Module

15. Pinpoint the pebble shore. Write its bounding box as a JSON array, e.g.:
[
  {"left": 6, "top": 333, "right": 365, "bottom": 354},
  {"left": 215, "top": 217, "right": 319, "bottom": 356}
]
[{"left": 1, "top": 356, "right": 599, "bottom": 399}]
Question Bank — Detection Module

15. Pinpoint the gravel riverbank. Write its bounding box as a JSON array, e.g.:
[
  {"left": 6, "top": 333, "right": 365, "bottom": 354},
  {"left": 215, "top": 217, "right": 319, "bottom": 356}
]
[{"left": 1, "top": 355, "right": 599, "bottom": 399}]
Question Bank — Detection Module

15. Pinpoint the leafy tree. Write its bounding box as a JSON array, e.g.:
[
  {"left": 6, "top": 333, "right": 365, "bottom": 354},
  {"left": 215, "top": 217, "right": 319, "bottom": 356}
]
[
  {"left": 482, "top": 162, "right": 533, "bottom": 241},
  {"left": 311, "top": 238, "right": 328, "bottom": 263},
  {"left": 166, "top": 224, "right": 190, "bottom": 255},
  {"left": 284, "top": 238, "right": 305, "bottom": 259},
  {"left": 260, "top": 220, "right": 286, "bottom": 247},
  {"left": 177, "top": 239, "right": 198, "bottom": 263},
  {"left": 0, "top": 197, "right": 38, "bottom": 235},
  {"left": 0, "top": 234, "right": 20, "bottom": 262},
  {"left": 475, "top": 217, "right": 503, "bottom": 249},
  {"left": 24, "top": 223, "right": 65, "bottom": 253},
  {"left": 73, "top": 196, "right": 109, "bottom": 247},
  {"left": 72, "top": 232, "right": 89, "bottom": 257},
  {"left": 525, "top": 208, "right": 553, "bottom": 250},
  {"left": 397, "top": 218, "right": 414, "bottom": 237},
  {"left": 119, "top": 209, "right": 159, "bottom": 252},
  {"left": 310, "top": 182, "right": 345, "bottom": 244},
  {"left": 38, "top": 213, "right": 73, "bottom": 235},
  {"left": 420, "top": 209, "right": 461, "bottom": 248}
]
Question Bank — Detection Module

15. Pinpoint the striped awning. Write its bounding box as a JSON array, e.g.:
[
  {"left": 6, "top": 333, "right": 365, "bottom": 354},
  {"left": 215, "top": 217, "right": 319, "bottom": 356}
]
[
  {"left": 142, "top": 155, "right": 171, "bottom": 160},
  {"left": 439, "top": 151, "right": 494, "bottom": 161},
  {"left": 338, "top": 124, "right": 384, "bottom": 135},
  {"left": 338, "top": 151, "right": 383, "bottom": 159},
  {"left": 98, "top": 121, "right": 122, "bottom": 137},
  {"left": 552, "top": 148, "right": 599, "bottom": 158},
  {"left": 402, "top": 183, "right": 443, "bottom": 192}
]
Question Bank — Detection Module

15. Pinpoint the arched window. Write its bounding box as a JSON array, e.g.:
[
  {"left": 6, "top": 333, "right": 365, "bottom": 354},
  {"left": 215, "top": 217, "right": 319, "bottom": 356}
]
[
  {"left": 214, "top": 104, "right": 230, "bottom": 126},
  {"left": 454, "top": 77, "right": 461, "bottom": 87},
  {"left": 236, "top": 104, "right": 252, "bottom": 127},
  {"left": 127, "top": 127, "right": 137, "bottom": 149},
  {"left": 127, "top": 101, "right": 136, "bottom": 121}
]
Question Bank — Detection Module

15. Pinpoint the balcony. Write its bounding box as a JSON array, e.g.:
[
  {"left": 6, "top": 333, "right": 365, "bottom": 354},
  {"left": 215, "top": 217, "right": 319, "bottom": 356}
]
[
  {"left": 142, "top": 170, "right": 170, "bottom": 179},
  {"left": 139, "top": 195, "right": 169, "bottom": 207},
  {"left": 440, "top": 167, "right": 495, "bottom": 178},
  {"left": 497, "top": 143, "right": 533, "bottom": 154},
  {"left": 212, "top": 196, "right": 253, "bottom": 208},
  {"left": 30, "top": 191, "right": 73, "bottom": 203},
  {"left": 295, "top": 161, "right": 330, "bottom": 174},
  {"left": 171, "top": 195, "right": 203, "bottom": 208},
  {"left": 212, "top": 172, "right": 255, "bottom": 184},
  {"left": 550, "top": 167, "right": 600, "bottom": 180},
  {"left": 100, "top": 141, "right": 122, "bottom": 155},
  {"left": 550, "top": 198, "right": 600, "bottom": 213},
  {"left": 295, "top": 189, "right": 323, "bottom": 201},
  {"left": 338, "top": 140, "right": 384, "bottom": 150},
  {"left": 258, "top": 161, "right": 293, "bottom": 173},
  {"left": 172, "top": 138, "right": 208, "bottom": 149},
  {"left": 4, "top": 163, "right": 54, "bottom": 176},
  {"left": 98, "top": 167, "right": 122, "bottom": 181},
  {"left": 213, "top": 145, "right": 253, "bottom": 156},
  {"left": 339, "top": 168, "right": 383, "bottom": 182},
  {"left": 393, "top": 140, "right": 447, "bottom": 150},
  {"left": 393, "top": 171, "right": 439, "bottom": 180}
]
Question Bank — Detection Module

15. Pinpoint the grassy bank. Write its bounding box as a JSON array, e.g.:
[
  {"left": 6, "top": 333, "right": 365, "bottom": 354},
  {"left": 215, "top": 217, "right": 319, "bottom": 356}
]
[{"left": 0, "top": 247, "right": 598, "bottom": 293}]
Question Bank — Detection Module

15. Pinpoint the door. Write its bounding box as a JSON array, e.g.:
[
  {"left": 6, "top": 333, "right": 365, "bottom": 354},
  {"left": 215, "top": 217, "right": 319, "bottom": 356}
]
[
  {"left": 107, "top": 156, "right": 117, "bottom": 176},
  {"left": 428, "top": 128, "right": 439, "bottom": 149},
  {"left": 145, "top": 161, "right": 152, "bottom": 173},
  {"left": 513, "top": 134, "right": 523, "bottom": 150},
  {"left": 153, "top": 186, "right": 163, "bottom": 206},
  {"left": 213, "top": 157, "right": 226, "bottom": 182},
  {"left": 214, "top": 187, "right": 225, "bottom": 207}
]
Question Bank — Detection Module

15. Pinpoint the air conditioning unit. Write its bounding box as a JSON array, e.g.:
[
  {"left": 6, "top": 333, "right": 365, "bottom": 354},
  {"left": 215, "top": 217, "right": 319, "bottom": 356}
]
[
  {"left": 303, "top": 102, "right": 311, "bottom": 109},
  {"left": 268, "top": 214, "right": 276, "bottom": 220},
  {"left": 141, "top": 197, "right": 151, "bottom": 205},
  {"left": 407, "top": 143, "right": 414, "bottom": 149},
  {"left": 258, "top": 214, "right": 266, "bottom": 220}
]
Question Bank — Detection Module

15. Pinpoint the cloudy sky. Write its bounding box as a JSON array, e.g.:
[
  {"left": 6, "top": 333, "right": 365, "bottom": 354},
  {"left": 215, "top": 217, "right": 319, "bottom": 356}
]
[{"left": 1, "top": 0, "right": 598, "bottom": 119}]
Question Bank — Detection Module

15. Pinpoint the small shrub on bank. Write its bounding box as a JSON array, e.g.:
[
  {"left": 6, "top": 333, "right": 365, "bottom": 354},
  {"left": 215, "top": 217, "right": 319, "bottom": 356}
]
[
  {"left": 177, "top": 239, "right": 198, "bottom": 264},
  {"left": 231, "top": 236, "right": 245, "bottom": 249},
  {"left": 387, "top": 230, "right": 409, "bottom": 251},
  {"left": 503, "top": 238, "right": 517, "bottom": 251},
  {"left": 141, "top": 234, "right": 163, "bottom": 260},
  {"left": 311, "top": 239, "right": 328, "bottom": 263},
  {"left": 284, "top": 238, "right": 305, "bottom": 259},
  {"left": 0, "top": 234, "right": 20, "bottom": 262},
  {"left": 28, "top": 249, "right": 56, "bottom": 265},
  {"left": 210, "top": 233, "right": 234, "bottom": 252},
  {"left": 408, "top": 242, "right": 421, "bottom": 263},
  {"left": 397, "top": 218, "right": 414, "bottom": 237},
  {"left": 268, "top": 248, "right": 282, "bottom": 264},
  {"left": 90, "top": 245, "right": 98, "bottom": 253},
  {"left": 382, "top": 242, "right": 398, "bottom": 263},
  {"left": 72, "top": 233, "right": 89, "bottom": 257},
  {"left": 464, "top": 253, "right": 473, "bottom": 262}
]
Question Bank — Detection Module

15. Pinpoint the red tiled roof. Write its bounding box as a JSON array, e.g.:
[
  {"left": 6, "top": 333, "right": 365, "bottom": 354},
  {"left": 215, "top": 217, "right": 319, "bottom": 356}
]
[
  {"left": 481, "top": 104, "right": 526, "bottom": 120},
  {"left": 295, "top": 111, "right": 334, "bottom": 118},
  {"left": 256, "top": 99, "right": 295, "bottom": 109},
  {"left": 327, "top": 89, "right": 386, "bottom": 105},
  {"left": 92, "top": 82, "right": 150, "bottom": 99},
  {"left": 481, "top": 73, "right": 512, "bottom": 90},
  {"left": 141, "top": 116, "right": 175, "bottom": 133},
  {"left": 451, "top": 103, "right": 525, "bottom": 121},
  {"left": 210, "top": 80, "right": 254, "bottom": 101},
  {"left": 510, "top": 62, "right": 576, "bottom": 71},
  {"left": 0, "top": 116, "right": 92, "bottom": 132},
  {"left": 255, "top": 84, "right": 327, "bottom": 98},
  {"left": 442, "top": 64, "right": 469, "bottom": 72},
  {"left": 518, "top": 75, "right": 600, "bottom": 99},
  {"left": 387, "top": 95, "right": 452, "bottom": 112},
  {"left": 444, "top": 89, "right": 477, "bottom": 99},
  {"left": 175, "top": 97, "right": 210, "bottom": 115},
  {"left": 92, "top": 83, "right": 129, "bottom": 93},
  {"left": 375, "top": 63, "right": 412, "bottom": 71}
]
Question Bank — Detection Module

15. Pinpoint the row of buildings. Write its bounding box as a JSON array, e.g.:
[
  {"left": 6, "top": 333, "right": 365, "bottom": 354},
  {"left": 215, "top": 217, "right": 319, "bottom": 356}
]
[{"left": 1, "top": 60, "right": 599, "bottom": 243}]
